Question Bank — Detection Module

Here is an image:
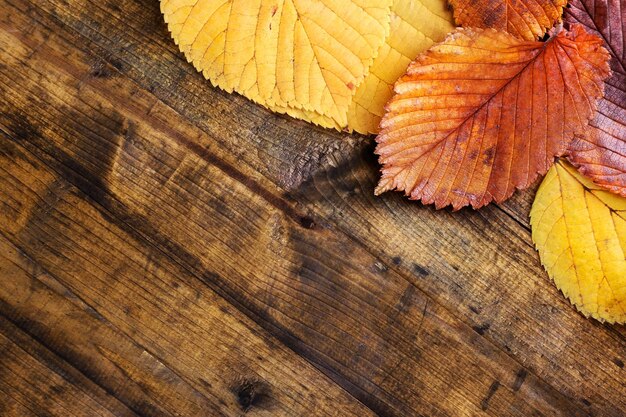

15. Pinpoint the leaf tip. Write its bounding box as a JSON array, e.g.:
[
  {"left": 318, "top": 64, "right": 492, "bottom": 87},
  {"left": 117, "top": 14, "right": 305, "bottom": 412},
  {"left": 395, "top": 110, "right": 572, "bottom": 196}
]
[{"left": 374, "top": 178, "right": 393, "bottom": 196}]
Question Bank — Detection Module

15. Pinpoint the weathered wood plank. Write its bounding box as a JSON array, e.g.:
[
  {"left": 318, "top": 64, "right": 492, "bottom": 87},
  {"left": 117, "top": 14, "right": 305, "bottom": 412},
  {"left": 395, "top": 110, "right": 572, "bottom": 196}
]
[
  {"left": 0, "top": 315, "right": 135, "bottom": 417},
  {"left": 0, "top": 3, "right": 619, "bottom": 417},
  {"left": 0, "top": 397, "right": 38, "bottom": 417},
  {"left": 0, "top": 237, "right": 222, "bottom": 416},
  {"left": 0, "top": 142, "right": 373, "bottom": 416},
  {"left": 1, "top": 116, "right": 573, "bottom": 417},
  {"left": 1, "top": 105, "right": 550, "bottom": 415}
]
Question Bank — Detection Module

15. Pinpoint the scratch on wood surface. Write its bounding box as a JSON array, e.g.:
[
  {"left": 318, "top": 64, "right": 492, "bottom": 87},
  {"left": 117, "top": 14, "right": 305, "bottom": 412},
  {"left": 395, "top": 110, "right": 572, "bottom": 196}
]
[{"left": 481, "top": 380, "right": 501, "bottom": 411}]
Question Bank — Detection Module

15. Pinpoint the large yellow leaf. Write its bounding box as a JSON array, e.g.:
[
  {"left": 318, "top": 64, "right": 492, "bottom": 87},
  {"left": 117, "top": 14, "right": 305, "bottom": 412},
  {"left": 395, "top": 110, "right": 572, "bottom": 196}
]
[
  {"left": 531, "top": 160, "right": 626, "bottom": 323},
  {"left": 161, "top": 0, "right": 394, "bottom": 127},
  {"left": 162, "top": 0, "right": 454, "bottom": 134},
  {"left": 266, "top": 102, "right": 341, "bottom": 130}
]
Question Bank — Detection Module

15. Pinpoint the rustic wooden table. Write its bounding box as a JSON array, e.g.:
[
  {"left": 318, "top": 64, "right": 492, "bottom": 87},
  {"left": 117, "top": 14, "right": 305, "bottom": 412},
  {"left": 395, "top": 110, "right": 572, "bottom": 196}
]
[{"left": 1, "top": 0, "right": 625, "bottom": 416}]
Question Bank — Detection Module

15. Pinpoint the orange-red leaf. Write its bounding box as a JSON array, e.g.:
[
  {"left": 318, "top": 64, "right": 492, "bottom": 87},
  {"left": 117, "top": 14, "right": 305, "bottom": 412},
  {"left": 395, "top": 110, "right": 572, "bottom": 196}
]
[
  {"left": 565, "top": 0, "right": 626, "bottom": 197},
  {"left": 448, "top": 0, "right": 567, "bottom": 41},
  {"left": 375, "top": 25, "right": 610, "bottom": 209}
]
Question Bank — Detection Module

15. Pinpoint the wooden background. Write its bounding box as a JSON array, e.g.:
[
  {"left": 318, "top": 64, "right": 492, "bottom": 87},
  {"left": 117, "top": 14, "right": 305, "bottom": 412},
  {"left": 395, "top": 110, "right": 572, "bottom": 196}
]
[{"left": 1, "top": 0, "right": 625, "bottom": 415}]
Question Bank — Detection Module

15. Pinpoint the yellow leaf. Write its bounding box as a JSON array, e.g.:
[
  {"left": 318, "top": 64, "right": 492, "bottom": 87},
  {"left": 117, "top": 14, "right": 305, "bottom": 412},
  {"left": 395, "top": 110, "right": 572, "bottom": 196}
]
[
  {"left": 266, "top": 103, "right": 342, "bottom": 130},
  {"left": 531, "top": 160, "right": 626, "bottom": 323},
  {"left": 346, "top": 0, "right": 454, "bottom": 134},
  {"left": 268, "top": 0, "right": 455, "bottom": 134},
  {"left": 161, "top": 0, "right": 394, "bottom": 126}
]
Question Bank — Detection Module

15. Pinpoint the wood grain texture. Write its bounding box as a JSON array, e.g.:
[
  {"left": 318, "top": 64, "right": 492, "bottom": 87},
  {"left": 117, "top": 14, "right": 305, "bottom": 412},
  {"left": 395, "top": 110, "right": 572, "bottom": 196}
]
[
  {"left": 1, "top": 0, "right": 625, "bottom": 416},
  {"left": 0, "top": 315, "right": 134, "bottom": 417}
]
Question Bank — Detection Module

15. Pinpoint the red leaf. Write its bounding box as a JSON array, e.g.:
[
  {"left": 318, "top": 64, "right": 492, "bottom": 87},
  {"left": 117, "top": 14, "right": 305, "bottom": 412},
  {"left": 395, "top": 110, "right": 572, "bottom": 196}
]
[
  {"left": 565, "top": 0, "right": 626, "bottom": 197},
  {"left": 375, "top": 25, "right": 611, "bottom": 209}
]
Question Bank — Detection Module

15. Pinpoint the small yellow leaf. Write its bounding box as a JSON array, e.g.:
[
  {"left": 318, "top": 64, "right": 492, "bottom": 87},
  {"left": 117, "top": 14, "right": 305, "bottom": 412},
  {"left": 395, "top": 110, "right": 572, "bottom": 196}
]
[
  {"left": 531, "top": 160, "right": 626, "bottom": 323},
  {"left": 346, "top": 0, "right": 454, "bottom": 134},
  {"left": 161, "top": 0, "right": 394, "bottom": 126}
]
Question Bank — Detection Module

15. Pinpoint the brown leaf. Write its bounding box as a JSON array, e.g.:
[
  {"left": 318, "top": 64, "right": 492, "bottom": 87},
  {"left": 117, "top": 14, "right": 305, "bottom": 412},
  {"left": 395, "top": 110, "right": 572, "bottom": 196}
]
[
  {"left": 565, "top": 0, "right": 626, "bottom": 197},
  {"left": 448, "top": 0, "right": 567, "bottom": 41},
  {"left": 375, "top": 25, "right": 610, "bottom": 209}
]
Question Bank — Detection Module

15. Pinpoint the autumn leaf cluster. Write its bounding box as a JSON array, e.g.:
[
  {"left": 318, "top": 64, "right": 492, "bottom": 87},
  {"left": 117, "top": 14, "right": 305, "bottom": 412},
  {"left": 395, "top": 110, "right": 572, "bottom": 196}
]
[{"left": 161, "top": 0, "right": 626, "bottom": 324}]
